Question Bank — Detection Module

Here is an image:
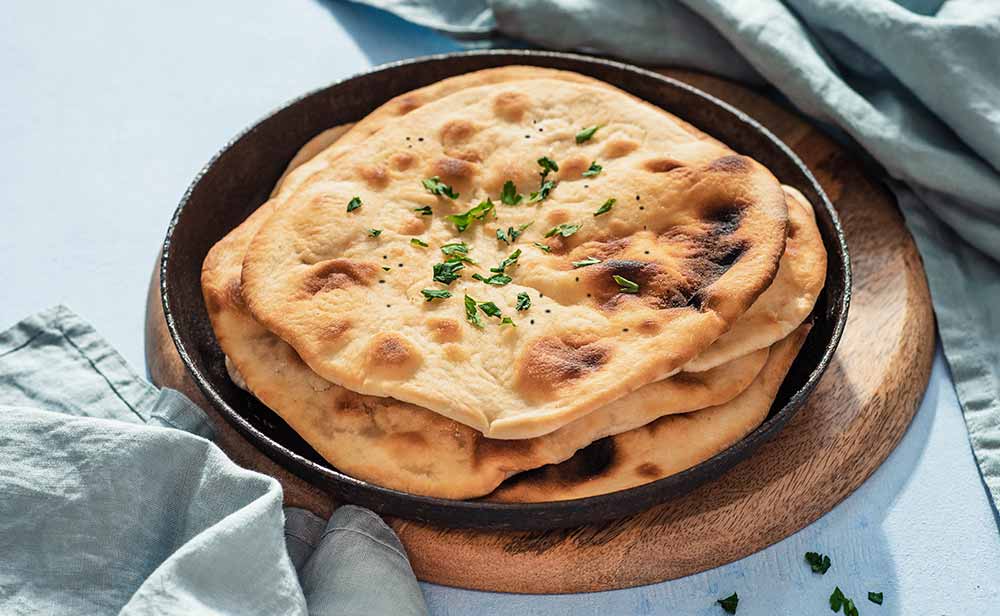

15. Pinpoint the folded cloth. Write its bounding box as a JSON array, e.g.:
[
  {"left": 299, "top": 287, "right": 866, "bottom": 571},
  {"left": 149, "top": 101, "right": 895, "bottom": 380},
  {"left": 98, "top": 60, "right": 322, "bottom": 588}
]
[
  {"left": 348, "top": 0, "right": 1000, "bottom": 517},
  {"left": 0, "top": 306, "right": 427, "bottom": 616}
]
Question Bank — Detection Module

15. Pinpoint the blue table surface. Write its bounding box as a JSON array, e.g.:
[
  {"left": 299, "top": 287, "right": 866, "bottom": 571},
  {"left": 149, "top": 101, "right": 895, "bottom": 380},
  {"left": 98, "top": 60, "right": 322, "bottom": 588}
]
[{"left": 3, "top": 2, "right": 998, "bottom": 614}]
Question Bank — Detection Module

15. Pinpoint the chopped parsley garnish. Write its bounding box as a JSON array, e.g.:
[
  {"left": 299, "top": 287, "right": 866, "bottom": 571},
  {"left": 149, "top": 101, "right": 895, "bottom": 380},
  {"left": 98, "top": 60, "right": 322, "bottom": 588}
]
[
  {"left": 446, "top": 198, "right": 495, "bottom": 232},
  {"left": 515, "top": 291, "right": 531, "bottom": 311},
  {"left": 500, "top": 316, "right": 516, "bottom": 327},
  {"left": 491, "top": 249, "right": 521, "bottom": 274},
  {"left": 537, "top": 156, "right": 559, "bottom": 178},
  {"left": 830, "top": 587, "right": 858, "bottom": 615},
  {"left": 594, "top": 198, "right": 616, "bottom": 216},
  {"left": 613, "top": 274, "right": 640, "bottom": 294},
  {"left": 441, "top": 242, "right": 475, "bottom": 263},
  {"left": 717, "top": 592, "right": 738, "bottom": 614},
  {"left": 533, "top": 242, "right": 552, "bottom": 253},
  {"left": 413, "top": 205, "right": 433, "bottom": 216},
  {"left": 572, "top": 257, "right": 602, "bottom": 268},
  {"left": 478, "top": 301, "right": 502, "bottom": 318},
  {"left": 544, "top": 223, "right": 580, "bottom": 238},
  {"left": 497, "top": 222, "right": 533, "bottom": 245},
  {"left": 867, "top": 591, "right": 883, "bottom": 605},
  {"left": 472, "top": 273, "right": 512, "bottom": 286},
  {"left": 422, "top": 176, "right": 459, "bottom": 199},
  {"left": 410, "top": 238, "right": 428, "bottom": 248},
  {"left": 500, "top": 180, "right": 523, "bottom": 205},
  {"left": 464, "top": 295, "right": 483, "bottom": 328},
  {"left": 432, "top": 261, "right": 465, "bottom": 284},
  {"left": 582, "top": 161, "right": 603, "bottom": 177},
  {"left": 421, "top": 288, "right": 451, "bottom": 302},
  {"left": 575, "top": 125, "right": 602, "bottom": 144},
  {"left": 347, "top": 196, "right": 363, "bottom": 212},
  {"left": 805, "top": 552, "right": 831, "bottom": 574},
  {"left": 529, "top": 179, "right": 557, "bottom": 203},
  {"left": 367, "top": 228, "right": 382, "bottom": 237}
]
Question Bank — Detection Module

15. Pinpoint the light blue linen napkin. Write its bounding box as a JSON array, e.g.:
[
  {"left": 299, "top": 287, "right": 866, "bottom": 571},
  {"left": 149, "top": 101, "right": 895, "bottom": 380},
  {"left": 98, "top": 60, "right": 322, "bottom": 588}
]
[
  {"left": 349, "top": 0, "right": 1000, "bottom": 516},
  {"left": 0, "top": 305, "right": 427, "bottom": 615}
]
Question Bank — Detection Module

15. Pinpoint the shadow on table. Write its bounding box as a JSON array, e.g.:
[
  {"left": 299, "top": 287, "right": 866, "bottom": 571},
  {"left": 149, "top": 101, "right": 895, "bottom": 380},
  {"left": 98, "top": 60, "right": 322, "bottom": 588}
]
[{"left": 315, "top": 1, "right": 462, "bottom": 66}]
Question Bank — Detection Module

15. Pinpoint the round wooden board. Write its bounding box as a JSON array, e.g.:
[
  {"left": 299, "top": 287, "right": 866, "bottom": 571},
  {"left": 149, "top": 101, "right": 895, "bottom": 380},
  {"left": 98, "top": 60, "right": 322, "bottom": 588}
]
[{"left": 145, "top": 69, "right": 934, "bottom": 593}]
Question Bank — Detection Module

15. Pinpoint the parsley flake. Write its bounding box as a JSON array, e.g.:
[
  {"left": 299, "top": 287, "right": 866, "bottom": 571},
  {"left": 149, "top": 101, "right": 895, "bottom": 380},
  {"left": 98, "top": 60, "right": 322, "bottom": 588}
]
[
  {"left": 497, "top": 222, "right": 533, "bottom": 244},
  {"left": 491, "top": 249, "right": 521, "bottom": 274},
  {"left": 529, "top": 179, "right": 557, "bottom": 203},
  {"left": 446, "top": 199, "right": 495, "bottom": 232},
  {"left": 575, "top": 125, "right": 602, "bottom": 144},
  {"left": 537, "top": 156, "right": 559, "bottom": 178},
  {"left": 613, "top": 274, "right": 640, "bottom": 294},
  {"left": 464, "top": 295, "right": 483, "bottom": 328},
  {"left": 421, "top": 288, "right": 451, "bottom": 302},
  {"left": 413, "top": 205, "right": 433, "bottom": 216},
  {"left": 478, "top": 301, "right": 502, "bottom": 318},
  {"left": 594, "top": 198, "right": 616, "bottom": 216},
  {"left": 830, "top": 587, "right": 846, "bottom": 611},
  {"left": 367, "top": 228, "right": 382, "bottom": 237},
  {"left": 441, "top": 242, "right": 476, "bottom": 264},
  {"left": 422, "top": 176, "right": 459, "bottom": 199},
  {"left": 500, "top": 180, "right": 523, "bottom": 205},
  {"left": 500, "top": 316, "right": 516, "bottom": 327},
  {"left": 717, "top": 592, "right": 738, "bottom": 614},
  {"left": 472, "top": 273, "right": 512, "bottom": 286},
  {"left": 432, "top": 261, "right": 465, "bottom": 285},
  {"left": 544, "top": 223, "right": 580, "bottom": 238},
  {"left": 582, "top": 161, "right": 603, "bottom": 177},
  {"left": 346, "top": 196, "right": 362, "bottom": 212},
  {"left": 867, "top": 591, "right": 883, "bottom": 605},
  {"left": 805, "top": 552, "right": 831, "bottom": 574},
  {"left": 572, "top": 257, "right": 601, "bottom": 268},
  {"left": 515, "top": 292, "right": 531, "bottom": 311},
  {"left": 410, "top": 238, "right": 428, "bottom": 248},
  {"left": 533, "top": 242, "right": 552, "bottom": 253}
]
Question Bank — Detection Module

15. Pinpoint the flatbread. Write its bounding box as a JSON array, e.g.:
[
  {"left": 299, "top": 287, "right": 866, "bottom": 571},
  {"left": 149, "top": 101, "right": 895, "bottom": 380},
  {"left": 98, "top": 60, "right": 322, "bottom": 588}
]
[
  {"left": 240, "top": 70, "right": 789, "bottom": 439},
  {"left": 683, "top": 185, "right": 826, "bottom": 371},
  {"left": 203, "top": 194, "right": 767, "bottom": 499},
  {"left": 490, "top": 324, "right": 811, "bottom": 502}
]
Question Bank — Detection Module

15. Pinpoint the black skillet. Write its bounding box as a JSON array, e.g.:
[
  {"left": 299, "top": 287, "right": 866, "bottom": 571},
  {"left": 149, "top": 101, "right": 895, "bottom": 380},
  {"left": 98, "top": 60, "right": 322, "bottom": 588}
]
[{"left": 161, "top": 50, "right": 851, "bottom": 530}]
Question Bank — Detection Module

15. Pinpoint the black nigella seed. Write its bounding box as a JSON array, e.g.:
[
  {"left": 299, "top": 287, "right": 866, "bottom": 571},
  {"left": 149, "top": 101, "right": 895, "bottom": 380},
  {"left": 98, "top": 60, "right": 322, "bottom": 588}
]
[
  {"left": 378, "top": 280, "right": 385, "bottom": 284},
  {"left": 417, "top": 137, "right": 424, "bottom": 141},
  {"left": 574, "top": 277, "right": 579, "bottom": 282},
  {"left": 530, "top": 319, "right": 535, "bottom": 324},
  {"left": 639, "top": 206, "right": 645, "bottom": 210},
  {"left": 545, "top": 309, "right": 551, "bottom": 313},
  {"left": 382, "top": 255, "right": 388, "bottom": 259},
  {"left": 622, "top": 328, "right": 629, "bottom": 332},
  {"left": 636, "top": 195, "right": 641, "bottom": 200}
]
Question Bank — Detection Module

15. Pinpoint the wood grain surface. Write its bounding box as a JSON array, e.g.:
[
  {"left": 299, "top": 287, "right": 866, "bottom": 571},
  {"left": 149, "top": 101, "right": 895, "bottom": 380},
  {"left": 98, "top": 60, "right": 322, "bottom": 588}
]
[{"left": 144, "top": 69, "right": 934, "bottom": 593}]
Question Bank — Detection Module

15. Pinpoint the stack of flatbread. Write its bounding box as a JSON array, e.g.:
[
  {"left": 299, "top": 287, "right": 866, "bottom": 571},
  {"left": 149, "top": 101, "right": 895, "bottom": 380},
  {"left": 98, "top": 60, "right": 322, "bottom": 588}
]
[{"left": 201, "top": 67, "right": 826, "bottom": 501}]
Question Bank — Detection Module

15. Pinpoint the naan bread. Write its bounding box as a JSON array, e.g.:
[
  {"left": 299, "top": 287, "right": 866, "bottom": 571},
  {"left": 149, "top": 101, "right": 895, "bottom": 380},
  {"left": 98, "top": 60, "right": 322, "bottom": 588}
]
[
  {"left": 241, "top": 71, "right": 789, "bottom": 439},
  {"left": 683, "top": 185, "right": 826, "bottom": 371},
  {"left": 203, "top": 194, "right": 767, "bottom": 499},
  {"left": 490, "top": 324, "right": 811, "bottom": 502}
]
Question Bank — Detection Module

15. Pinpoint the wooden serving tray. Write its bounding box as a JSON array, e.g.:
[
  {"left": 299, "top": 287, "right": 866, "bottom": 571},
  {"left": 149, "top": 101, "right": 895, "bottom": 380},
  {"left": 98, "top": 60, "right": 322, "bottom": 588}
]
[{"left": 145, "top": 69, "right": 933, "bottom": 593}]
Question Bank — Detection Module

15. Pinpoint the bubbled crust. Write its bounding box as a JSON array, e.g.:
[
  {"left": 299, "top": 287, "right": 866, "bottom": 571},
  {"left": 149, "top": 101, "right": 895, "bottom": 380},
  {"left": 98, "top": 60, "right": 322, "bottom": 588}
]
[
  {"left": 489, "top": 324, "right": 811, "bottom": 502},
  {"left": 201, "top": 156, "right": 769, "bottom": 498},
  {"left": 241, "top": 72, "right": 788, "bottom": 439}
]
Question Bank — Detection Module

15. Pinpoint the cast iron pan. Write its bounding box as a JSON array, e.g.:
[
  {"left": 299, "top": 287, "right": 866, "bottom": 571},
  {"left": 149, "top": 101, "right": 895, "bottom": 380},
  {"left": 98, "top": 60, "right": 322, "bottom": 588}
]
[{"left": 161, "top": 50, "right": 851, "bottom": 530}]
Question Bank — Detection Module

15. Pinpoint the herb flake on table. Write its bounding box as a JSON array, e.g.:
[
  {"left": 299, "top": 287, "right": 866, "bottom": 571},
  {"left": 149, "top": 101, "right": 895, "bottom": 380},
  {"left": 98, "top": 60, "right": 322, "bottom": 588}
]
[
  {"left": 613, "top": 274, "right": 639, "bottom": 294},
  {"left": 410, "top": 238, "right": 428, "bottom": 248},
  {"left": 347, "top": 196, "right": 362, "bottom": 212},
  {"left": 594, "top": 198, "right": 616, "bottom": 216},
  {"left": 582, "top": 161, "right": 602, "bottom": 177},
  {"left": 867, "top": 591, "right": 883, "bottom": 605},
  {"left": 805, "top": 552, "right": 831, "bottom": 574},
  {"left": 413, "top": 205, "right": 433, "bottom": 216},
  {"left": 716, "top": 592, "right": 738, "bottom": 614},
  {"left": 446, "top": 198, "right": 495, "bottom": 232},
  {"left": 422, "top": 176, "right": 459, "bottom": 199},
  {"left": 576, "top": 125, "right": 601, "bottom": 144},
  {"left": 544, "top": 223, "right": 580, "bottom": 238},
  {"left": 830, "top": 586, "right": 858, "bottom": 615},
  {"left": 501, "top": 180, "right": 523, "bottom": 205},
  {"left": 432, "top": 260, "right": 464, "bottom": 285},
  {"left": 421, "top": 288, "right": 451, "bottom": 302},
  {"left": 572, "top": 257, "right": 601, "bottom": 268},
  {"left": 464, "top": 295, "right": 483, "bottom": 328},
  {"left": 516, "top": 291, "right": 531, "bottom": 311}
]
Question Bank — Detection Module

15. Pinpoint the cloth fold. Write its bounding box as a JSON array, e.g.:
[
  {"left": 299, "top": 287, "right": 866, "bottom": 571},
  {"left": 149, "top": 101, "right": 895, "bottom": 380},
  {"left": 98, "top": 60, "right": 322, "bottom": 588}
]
[
  {"left": 0, "top": 306, "right": 427, "bottom": 615},
  {"left": 348, "top": 0, "right": 1000, "bottom": 516}
]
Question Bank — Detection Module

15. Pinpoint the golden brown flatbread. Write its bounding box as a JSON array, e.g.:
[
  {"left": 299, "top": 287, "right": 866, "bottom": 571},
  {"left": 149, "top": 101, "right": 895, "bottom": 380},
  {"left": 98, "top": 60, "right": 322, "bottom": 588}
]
[
  {"left": 203, "top": 195, "right": 767, "bottom": 499},
  {"left": 490, "top": 324, "right": 810, "bottom": 502},
  {"left": 240, "top": 69, "right": 789, "bottom": 439}
]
